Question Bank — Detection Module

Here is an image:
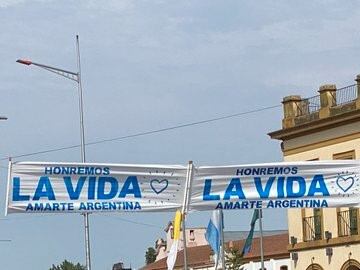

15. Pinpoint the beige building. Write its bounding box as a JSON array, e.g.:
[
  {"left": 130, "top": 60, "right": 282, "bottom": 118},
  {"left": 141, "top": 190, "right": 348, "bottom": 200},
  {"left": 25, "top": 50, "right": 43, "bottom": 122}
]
[
  {"left": 155, "top": 224, "right": 208, "bottom": 261},
  {"left": 269, "top": 75, "right": 360, "bottom": 270},
  {"left": 143, "top": 233, "right": 289, "bottom": 270}
]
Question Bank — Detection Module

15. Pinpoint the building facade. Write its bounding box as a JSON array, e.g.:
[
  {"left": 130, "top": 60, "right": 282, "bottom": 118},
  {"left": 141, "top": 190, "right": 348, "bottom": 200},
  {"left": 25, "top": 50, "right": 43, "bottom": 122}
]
[
  {"left": 227, "top": 233, "right": 290, "bottom": 270},
  {"left": 155, "top": 221, "right": 287, "bottom": 263},
  {"left": 142, "top": 233, "right": 290, "bottom": 270},
  {"left": 269, "top": 75, "right": 360, "bottom": 270},
  {"left": 239, "top": 258, "right": 290, "bottom": 270},
  {"left": 155, "top": 223, "right": 208, "bottom": 261}
]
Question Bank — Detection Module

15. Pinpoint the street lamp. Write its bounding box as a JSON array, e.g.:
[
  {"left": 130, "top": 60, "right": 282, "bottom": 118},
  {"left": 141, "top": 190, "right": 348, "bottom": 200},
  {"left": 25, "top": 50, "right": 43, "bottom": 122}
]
[
  {"left": 0, "top": 117, "right": 7, "bottom": 120},
  {"left": 16, "top": 35, "right": 91, "bottom": 270}
]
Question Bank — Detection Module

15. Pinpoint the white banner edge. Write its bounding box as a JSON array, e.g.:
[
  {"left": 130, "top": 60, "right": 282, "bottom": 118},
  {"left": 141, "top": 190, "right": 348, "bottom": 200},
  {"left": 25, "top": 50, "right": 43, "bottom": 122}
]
[{"left": 5, "top": 159, "right": 12, "bottom": 217}]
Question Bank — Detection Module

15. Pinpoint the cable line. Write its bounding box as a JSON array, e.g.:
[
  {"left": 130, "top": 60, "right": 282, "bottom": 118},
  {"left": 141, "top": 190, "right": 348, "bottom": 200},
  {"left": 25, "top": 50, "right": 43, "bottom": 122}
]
[
  {"left": 100, "top": 215, "right": 163, "bottom": 229},
  {"left": 0, "top": 214, "right": 162, "bottom": 229},
  {"left": 0, "top": 104, "right": 281, "bottom": 161}
]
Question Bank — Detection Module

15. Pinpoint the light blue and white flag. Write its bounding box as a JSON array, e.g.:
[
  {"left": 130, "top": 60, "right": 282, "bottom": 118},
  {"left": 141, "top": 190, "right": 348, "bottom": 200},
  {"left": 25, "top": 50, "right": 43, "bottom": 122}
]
[{"left": 205, "top": 210, "right": 222, "bottom": 268}]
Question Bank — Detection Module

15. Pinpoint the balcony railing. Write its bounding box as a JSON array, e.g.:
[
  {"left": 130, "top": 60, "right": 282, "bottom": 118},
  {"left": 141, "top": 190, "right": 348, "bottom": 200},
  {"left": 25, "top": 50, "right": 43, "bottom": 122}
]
[
  {"left": 297, "top": 95, "right": 321, "bottom": 116},
  {"left": 296, "top": 83, "right": 358, "bottom": 117},
  {"left": 336, "top": 84, "right": 358, "bottom": 106},
  {"left": 303, "top": 215, "right": 322, "bottom": 241},
  {"left": 338, "top": 209, "right": 358, "bottom": 237}
]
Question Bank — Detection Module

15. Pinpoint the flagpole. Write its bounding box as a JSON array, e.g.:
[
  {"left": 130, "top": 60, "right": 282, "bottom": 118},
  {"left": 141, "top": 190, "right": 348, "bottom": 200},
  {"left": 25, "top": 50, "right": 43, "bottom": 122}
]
[
  {"left": 259, "top": 209, "right": 265, "bottom": 270},
  {"left": 181, "top": 215, "right": 188, "bottom": 270},
  {"left": 181, "top": 161, "right": 194, "bottom": 270},
  {"left": 220, "top": 209, "right": 226, "bottom": 270}
]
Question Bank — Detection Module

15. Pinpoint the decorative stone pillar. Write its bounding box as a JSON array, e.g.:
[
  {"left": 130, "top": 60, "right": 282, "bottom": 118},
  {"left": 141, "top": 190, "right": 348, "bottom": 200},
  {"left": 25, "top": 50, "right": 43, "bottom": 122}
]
[
  {"left": 355, "top": 74, "right": 360, "bottom": 109},
  {"left": 282, "top": 95, "right": 302, "bottom": 129},
  {"left": 318, "top": 84, "right": 336, "bottom": 119}
]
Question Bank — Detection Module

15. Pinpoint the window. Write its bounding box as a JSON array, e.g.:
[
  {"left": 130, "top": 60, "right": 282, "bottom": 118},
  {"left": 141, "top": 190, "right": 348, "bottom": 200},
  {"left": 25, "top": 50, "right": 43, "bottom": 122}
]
[
  {"left": 338, "top": 208, "right": 359, "bottom": 236},
  {"left": 313, "top": 209, "right": 322, "bottom": 240},
  {"left": 280, "top": 266, "right": 288, "bottom": 270},
  {"left": 349, "top": 208, "right": 358, "bottom": 235},
  {"left": 303, "top": 209, "right": 323, "bottom": 241},
  {"left": 334, "top": 149, "right": 358, "bottom": 237},
  {"left": 333, "top": 150, "right": 356, "bottom": 160},
  {"left": 305, "top": 264, "right": 324, "bottom": 270},
  {"left": 189, "top": 230, "right": 195, "bottom": 241},
  {"left": 170, "top": 227, "right": 174, "bottom": 239}
]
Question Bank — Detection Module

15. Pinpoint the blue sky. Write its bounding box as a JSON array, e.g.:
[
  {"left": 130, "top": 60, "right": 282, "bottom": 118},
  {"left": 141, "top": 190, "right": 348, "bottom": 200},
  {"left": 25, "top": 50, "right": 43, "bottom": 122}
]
[{"left": 1, "top": 0, "right": 360, "bottom": 269}]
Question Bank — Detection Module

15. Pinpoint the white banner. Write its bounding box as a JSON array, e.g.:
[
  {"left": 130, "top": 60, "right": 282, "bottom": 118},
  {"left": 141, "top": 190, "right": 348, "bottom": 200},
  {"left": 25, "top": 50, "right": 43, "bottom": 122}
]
[
  {"left": 189, "top": 161, "right": 360, "bottom": 211},
  {"left": 6, "top": 160, "right": 360, "bottom": 214},
  {"left": 6, "top": 162, "right": 187, "bottom": 214}
]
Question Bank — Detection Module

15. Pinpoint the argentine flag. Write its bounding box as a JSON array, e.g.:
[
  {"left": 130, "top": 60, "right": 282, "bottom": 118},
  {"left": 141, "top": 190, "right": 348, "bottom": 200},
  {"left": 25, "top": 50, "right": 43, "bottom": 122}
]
[{"left": 205, "top": 210, "right": 222, "bottom": 268}]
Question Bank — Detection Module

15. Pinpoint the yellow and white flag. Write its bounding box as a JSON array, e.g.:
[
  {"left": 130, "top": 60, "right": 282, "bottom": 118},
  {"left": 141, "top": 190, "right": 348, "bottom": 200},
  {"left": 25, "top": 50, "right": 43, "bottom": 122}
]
[{"left": 167, "top": 210, "right": 182, "bottom": 270}]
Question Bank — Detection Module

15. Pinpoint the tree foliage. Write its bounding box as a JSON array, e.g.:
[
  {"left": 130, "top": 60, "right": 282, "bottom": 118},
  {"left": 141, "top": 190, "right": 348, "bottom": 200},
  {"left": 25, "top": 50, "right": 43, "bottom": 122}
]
[
  {"left": 49, "top": 260, "right": 86, "bottom": 270},
  {"left": 225, "top": 247, "right": 243, "bottom": 270},
  {"left": 145, "top": 247, "right": 157, "bottom": 264}
]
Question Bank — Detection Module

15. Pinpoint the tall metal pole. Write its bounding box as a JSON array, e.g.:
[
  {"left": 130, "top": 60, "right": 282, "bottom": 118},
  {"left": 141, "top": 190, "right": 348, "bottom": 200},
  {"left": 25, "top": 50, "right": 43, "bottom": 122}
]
[
  {"left": 76, "top": 38, "right": 86, "bottom": 162},
  {"left": 181, "top": 215, "right": 188, "bottom": 270},
  {"left": 220, "top": 209, "right": 226, "bottom": 270},
  {"left": 259, "top": 209, "right": 265, "bottom": 270},
  {"left": 76, "top": 35, "right": 91, "bottom": 270},
  {"left": 16, "top": 36, "right": 91, "bottom": 270},
  {"left": 181, "top": 161, "right": 194, "bottom": 270}
]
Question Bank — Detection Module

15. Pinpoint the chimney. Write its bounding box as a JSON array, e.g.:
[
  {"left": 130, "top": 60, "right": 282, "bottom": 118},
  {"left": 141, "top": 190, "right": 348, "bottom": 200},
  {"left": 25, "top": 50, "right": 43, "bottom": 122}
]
[
  {"left": 355, "top": 74, "right": 360, "bottom": 109},
  {"left": 282, "top": 95, "right": 302, "bottom": 129},
  {"left": 318, "top": 84, "right": 336, "bottom": 118}
]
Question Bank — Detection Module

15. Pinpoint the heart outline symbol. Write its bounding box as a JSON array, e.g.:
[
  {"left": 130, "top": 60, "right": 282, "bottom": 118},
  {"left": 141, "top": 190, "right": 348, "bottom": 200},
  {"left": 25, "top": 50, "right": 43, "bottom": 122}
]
[
  {"left": 336, "top": 175, "right": 355, "bottom": 193},
  {"left": 150, "top": 179, "right": 169, "bottom": 194}
]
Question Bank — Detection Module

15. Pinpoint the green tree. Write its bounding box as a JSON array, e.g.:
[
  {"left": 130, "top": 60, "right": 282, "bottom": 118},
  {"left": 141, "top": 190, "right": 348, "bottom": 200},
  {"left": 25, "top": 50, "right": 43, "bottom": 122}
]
[
  {"left": 49, "top": 260, "right": 86, "bottom": 270},
  {"left": 225, "top": 247, "right": 243, "bottom": 270},
  {"left": 145, "top": 247, "right": 157, "bottom": 265}
]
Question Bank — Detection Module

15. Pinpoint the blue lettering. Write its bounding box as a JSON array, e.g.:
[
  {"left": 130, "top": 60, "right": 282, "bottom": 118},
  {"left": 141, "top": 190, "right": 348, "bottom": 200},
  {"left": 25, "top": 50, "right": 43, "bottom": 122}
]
[
  {"left": 26, "top": 203, "right": 33, "bottom": 211},
  {"left": 98, "top": 177, "right": 118, "bottom": 200},
  {"left": 64, "top": 176, "right": 86, "bottom": 200},
  {"left": 277, "top": 176, "right": 285, "bottom": 198},
  {"left": 224, "top": 202, "right": 234, "bottom": 209},
  {"left": 103, "top": 167, "right": 110, "bottom": 175},
  {"left": 119, "top": 176, "right": 141, "bottom": 198},
  {"left": 88, "top": 176, "right": 96, "bottom": 200},
  {"left": 134, "top": 202, "right": 141, "bottom": 210},
  {"left": 254, "top": 176, "right": 275, "bottom": 198},
  {"left": 79, "top": 202, "right": 87, "bottom": 210},
  {"left": 34, "top": 202, "right": 44, "bottom": 211},
  {"left": 286, "top": 176, "right": 306, "bottom": 198},
  {"left": 216, "top": 202, "right": 223, "bottom": 209},
  {"left": 224, "top": 178, "right": 246, "bottom": 200},
  {"left": 13, "top": 177, "right": 30, "bottom": 201},
  {"left": 33, "top": 176, "right": 56, "bottom": 200},
  {"left": 203, "top": 179, "right": 220, "bottom": 201},
  {"left": 44, "top": 167, "right": 52, "bottom": 174},
  {"left": 308, "top": 174, "right": 330, "bottom": 196}
]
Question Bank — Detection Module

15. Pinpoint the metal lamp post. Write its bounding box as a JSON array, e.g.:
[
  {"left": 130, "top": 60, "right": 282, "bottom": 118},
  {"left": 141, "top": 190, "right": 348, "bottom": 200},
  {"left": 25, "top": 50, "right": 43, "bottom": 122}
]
[{"left": 16, "top": 35, "right": 91, "bottom": 270}]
